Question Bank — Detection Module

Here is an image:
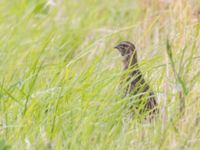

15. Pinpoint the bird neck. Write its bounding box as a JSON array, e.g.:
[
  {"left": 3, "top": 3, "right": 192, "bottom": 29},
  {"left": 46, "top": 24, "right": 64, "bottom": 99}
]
[{"left": 122, "top": 53, "right": 138, "bottom": 70}]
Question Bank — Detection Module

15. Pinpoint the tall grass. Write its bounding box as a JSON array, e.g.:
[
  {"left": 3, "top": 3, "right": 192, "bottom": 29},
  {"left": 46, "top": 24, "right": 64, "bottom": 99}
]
[{"left": 0, "top": 0, "right": 200, "bottom": 149}]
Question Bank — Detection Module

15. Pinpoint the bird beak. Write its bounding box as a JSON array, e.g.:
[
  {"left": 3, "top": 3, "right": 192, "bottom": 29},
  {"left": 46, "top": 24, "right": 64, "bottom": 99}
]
[{"left": 114, "top": 45, "right": 120, "bottom": 49}]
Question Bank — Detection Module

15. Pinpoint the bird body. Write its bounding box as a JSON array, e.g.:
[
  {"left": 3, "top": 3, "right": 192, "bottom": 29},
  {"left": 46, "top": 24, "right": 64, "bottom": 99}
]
[{"left": 114, "top": 41, "right": 158, "bottom": 118}]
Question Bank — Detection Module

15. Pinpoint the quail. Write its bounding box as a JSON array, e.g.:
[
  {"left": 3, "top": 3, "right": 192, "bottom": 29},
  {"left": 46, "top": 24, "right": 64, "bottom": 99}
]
[{"left": 114, "top": 41, "right": 158, "bottom": 118}]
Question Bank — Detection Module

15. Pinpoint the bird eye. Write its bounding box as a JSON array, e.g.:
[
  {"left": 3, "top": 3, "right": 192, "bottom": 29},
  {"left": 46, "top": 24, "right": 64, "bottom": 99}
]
[{"left": 121, "top": 44, "right": 127, "bottom": 48}]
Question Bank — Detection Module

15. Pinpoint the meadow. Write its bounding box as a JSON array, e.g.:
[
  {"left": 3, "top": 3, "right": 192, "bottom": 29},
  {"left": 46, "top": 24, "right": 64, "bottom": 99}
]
[{"left": 0, "top": 0, "right": 200, "bottom": 149}]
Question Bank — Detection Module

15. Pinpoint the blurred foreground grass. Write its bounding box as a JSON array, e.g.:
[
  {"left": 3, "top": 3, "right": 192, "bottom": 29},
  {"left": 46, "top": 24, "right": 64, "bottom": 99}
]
[{"left": 0, "top": 0, "right": 200, "bottom": 149}]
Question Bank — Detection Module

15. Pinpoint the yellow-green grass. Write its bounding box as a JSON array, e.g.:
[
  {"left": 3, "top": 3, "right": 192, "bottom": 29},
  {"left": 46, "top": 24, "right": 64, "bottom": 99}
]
[{"left": 0, "top": 0, "right": 200, "bottom": 149}]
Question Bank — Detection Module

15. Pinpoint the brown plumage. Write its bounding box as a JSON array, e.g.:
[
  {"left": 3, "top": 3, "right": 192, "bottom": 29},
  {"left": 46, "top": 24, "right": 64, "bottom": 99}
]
[{"left": 114, "top": 41, "right": 158, "bottom": 118}]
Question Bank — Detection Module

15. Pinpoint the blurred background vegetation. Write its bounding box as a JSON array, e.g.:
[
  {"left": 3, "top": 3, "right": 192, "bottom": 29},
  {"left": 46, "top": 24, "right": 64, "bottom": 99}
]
[{"left": 0, "top": 0, "right": 200, "bottom": 149}]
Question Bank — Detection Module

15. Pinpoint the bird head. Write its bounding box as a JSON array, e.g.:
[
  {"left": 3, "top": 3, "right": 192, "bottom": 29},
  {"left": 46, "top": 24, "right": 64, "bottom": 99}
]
[{"left": 114, "top": 41, "right": 136, "bottom": 56}]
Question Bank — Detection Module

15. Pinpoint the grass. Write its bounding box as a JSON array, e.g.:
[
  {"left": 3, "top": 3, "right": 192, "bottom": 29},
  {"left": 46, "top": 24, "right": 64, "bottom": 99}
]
[{"left": 0, "top": 0, "right": 200, "bottom": 149}]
